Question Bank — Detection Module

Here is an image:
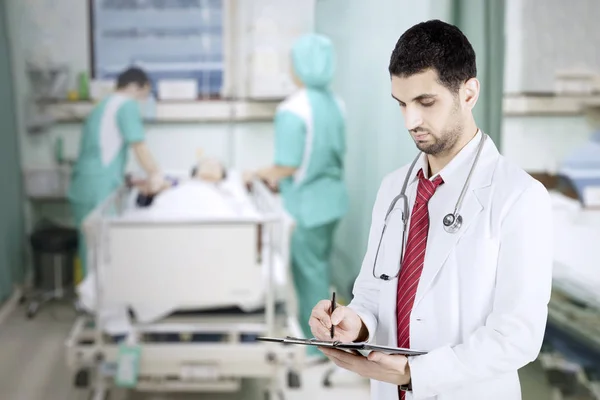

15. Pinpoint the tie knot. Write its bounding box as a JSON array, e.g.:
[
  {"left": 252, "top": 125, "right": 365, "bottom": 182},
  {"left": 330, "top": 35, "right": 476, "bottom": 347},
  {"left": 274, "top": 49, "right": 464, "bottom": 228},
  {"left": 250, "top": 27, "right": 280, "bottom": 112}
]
[{"left": 416, "top": 168, "right": 444, "bottom": 203}]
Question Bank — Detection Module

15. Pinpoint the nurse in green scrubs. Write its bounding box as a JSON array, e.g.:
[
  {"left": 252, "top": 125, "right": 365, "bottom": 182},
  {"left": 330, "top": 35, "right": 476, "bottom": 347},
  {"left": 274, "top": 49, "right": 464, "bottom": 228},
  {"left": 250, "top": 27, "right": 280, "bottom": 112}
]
[
  {"left": 68, "top": 67, "right": 167, "bottom": 276},
  {"left": 247, "top": 34, "right": 348, "bottom": 352}
]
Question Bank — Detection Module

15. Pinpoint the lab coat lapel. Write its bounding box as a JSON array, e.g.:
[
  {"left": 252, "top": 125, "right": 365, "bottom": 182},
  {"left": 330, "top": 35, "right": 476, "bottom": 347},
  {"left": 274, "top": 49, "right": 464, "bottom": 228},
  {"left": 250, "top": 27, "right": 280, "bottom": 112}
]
[{"left": 413, "top": 140, "right": 498, "bottom": 309}]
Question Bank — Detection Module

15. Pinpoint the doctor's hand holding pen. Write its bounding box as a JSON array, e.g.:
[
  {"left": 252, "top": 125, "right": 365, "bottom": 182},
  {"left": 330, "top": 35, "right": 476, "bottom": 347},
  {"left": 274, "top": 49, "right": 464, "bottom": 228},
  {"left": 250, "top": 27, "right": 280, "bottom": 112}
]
[
  {"left": 309, "top": 300, "right": 412, "bottom": 387},
  {"left": 309, "top": 299, "right": 367, "bottom": 343}
]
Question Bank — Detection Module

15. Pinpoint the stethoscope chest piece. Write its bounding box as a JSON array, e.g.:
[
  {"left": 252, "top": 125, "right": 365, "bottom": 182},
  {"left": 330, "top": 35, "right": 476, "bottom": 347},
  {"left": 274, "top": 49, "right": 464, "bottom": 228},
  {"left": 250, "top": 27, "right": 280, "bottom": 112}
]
[{"left": 443, "top": 213, "right": 462, "bottom": 233}]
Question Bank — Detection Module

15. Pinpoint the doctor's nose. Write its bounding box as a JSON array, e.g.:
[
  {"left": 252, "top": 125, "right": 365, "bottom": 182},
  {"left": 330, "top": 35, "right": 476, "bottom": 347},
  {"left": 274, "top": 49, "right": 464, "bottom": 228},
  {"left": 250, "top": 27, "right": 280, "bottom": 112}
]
[{"left": 404, "top": 108, "right": 424, "bottom": 131}]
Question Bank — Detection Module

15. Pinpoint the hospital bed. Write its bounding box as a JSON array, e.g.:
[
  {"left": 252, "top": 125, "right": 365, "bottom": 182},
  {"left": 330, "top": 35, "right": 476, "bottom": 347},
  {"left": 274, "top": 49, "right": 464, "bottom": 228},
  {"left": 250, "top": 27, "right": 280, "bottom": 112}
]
[
  {"left": 540, "top": 191, "right": 600, "bottom": 399},
  {"left": 65, "top": 172, "right": 305, "bottom": 400}
]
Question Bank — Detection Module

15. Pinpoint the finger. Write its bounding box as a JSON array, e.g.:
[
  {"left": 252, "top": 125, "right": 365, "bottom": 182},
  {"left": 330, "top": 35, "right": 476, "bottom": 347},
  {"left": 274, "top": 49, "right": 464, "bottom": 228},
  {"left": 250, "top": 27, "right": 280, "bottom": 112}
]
[
  {"left": 320, "top": 348, "right": 354, "bottom": 369},
  {"left": 315, "top": 299, "right": 333, "bottom": 312},
  {"left": 310, "top": 308, "right": 331, "bottom": 327},
  {"left": 331, "top": 306, "right": 349, "bottom": 325},
  {"left": 323, "top": 348, "right": 367, "bottom": 373},
  {"left": 311, "top": 305, "right": 333, "bottom": 329},
  {"left": 321, "top": 350, "right": 345, "bottom": 369},
  {"left": 310, "top": 325, "right": 331, "bottom": 341},
  {"left": 324, "top": 347, "right": 362, "bottom": 363},
  {"left": 367, "top": 351, "right": 384, "bottom": 363},
  {"left": 368, "top": 352, "right": 407, "bottom": 370},
  {"left": 308, "top": 312, "right": 331, "bottom": 332}
]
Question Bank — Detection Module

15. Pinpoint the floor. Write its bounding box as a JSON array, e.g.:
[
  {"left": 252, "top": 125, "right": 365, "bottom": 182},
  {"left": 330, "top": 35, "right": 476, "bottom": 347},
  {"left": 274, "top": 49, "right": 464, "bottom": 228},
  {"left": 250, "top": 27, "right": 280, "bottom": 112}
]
[{"left": 0, "top": 301, "right": 557, "bottom": 400}]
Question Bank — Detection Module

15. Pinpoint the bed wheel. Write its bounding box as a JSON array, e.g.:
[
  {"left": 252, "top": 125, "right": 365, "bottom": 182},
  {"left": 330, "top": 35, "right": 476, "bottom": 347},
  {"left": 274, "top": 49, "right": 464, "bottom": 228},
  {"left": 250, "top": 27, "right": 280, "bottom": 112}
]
[
  {"left": 287, "top": 370, "right": 301, "bottom": 388},
  {"left": 74, "top": 369, "right": 90, "bottom": 388}
]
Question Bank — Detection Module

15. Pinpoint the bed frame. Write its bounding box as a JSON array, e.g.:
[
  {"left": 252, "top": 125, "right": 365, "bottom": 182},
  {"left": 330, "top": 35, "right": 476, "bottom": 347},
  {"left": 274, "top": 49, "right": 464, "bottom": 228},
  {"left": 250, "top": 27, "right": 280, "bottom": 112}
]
[{"left": 65, "top": 177, "right": 304, "bottom": 400}]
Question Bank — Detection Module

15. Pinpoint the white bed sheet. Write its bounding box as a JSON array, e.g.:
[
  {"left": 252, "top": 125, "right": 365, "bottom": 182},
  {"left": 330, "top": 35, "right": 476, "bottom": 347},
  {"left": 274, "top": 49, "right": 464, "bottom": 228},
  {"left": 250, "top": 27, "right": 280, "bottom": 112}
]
[
  {"left": 121, "top": 171, "right": 262, "bottom": 222},
  {"left": 76, "top": 172, "right": 291, "bottom": 335},
  {"left": 550, "top": 192, "right": 600, "bottom": 307}
]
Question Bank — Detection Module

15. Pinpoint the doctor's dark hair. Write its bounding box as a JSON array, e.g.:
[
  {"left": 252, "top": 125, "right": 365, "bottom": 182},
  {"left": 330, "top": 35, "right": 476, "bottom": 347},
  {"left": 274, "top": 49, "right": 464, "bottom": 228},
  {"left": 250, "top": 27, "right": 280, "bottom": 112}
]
[
  {"left": 116, "top": 67, "right": 150, "bottom": 89},
  {"left": 388, "top": 19, "right": 477, "bottom": 93}
]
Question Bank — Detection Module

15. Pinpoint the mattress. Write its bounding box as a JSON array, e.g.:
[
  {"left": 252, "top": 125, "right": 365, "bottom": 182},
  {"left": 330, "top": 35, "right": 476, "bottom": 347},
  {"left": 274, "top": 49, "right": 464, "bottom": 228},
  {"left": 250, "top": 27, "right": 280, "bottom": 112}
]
[{"left": 550, "top": 191, "right": 600, "bottom": 308}]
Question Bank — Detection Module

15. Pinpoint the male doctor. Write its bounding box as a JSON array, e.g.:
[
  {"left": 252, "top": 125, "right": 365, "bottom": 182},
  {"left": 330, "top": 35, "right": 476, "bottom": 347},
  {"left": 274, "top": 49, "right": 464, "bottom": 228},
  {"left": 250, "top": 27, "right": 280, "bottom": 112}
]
[{"left": 309, "top": 20, "right": 553, "bottom": 400}]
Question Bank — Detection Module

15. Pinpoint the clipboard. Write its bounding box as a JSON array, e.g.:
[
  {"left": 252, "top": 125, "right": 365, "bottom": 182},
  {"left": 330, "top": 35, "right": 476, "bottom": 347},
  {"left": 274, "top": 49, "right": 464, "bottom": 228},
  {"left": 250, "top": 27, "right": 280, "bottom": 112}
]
[{"left": 255, "top": 336, "right": 427, "bottom": 356}]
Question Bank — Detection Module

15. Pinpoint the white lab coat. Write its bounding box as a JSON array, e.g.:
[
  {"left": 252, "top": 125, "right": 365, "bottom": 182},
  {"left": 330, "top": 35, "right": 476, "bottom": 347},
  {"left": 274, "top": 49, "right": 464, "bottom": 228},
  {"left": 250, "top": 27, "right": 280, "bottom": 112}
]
[{"left": 348, "top": 133, "right": 553, "bottom": 400}]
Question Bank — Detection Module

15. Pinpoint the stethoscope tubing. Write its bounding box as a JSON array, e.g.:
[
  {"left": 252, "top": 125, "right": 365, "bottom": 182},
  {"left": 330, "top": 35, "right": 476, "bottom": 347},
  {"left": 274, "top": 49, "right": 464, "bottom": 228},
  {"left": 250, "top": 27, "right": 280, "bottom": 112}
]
[{"left": 372, "top": 133, "right": 487, "bottom": 281}]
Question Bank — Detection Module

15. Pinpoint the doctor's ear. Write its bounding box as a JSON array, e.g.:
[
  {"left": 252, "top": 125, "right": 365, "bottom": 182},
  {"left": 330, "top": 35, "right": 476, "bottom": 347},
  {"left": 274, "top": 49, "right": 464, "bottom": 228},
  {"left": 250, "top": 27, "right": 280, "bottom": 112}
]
[{"left": 461, "top": 78, "right": 480, "bottom": 110}]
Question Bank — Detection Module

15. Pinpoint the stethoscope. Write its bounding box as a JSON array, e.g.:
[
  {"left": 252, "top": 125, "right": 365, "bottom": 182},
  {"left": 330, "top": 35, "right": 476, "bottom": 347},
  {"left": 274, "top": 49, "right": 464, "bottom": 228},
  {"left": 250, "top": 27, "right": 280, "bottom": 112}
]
[{"left": 372, "top": 133, "right": 487, "bottom": 281}]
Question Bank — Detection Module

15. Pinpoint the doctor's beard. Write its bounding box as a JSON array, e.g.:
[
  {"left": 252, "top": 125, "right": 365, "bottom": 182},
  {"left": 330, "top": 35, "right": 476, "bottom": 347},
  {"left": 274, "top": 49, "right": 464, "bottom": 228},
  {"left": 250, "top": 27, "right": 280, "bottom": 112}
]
[
  {"left": 412, "top": 101, "right": 464, "bottom": 156},
  {"left": 414, "top": 124, "right": 462, "bottom": 156}
]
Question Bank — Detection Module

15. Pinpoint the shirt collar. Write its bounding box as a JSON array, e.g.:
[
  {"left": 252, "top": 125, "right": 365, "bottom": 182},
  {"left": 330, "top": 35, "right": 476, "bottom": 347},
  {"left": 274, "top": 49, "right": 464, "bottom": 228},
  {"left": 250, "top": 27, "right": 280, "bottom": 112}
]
[{"left": 409, "top": 129, "right": 483, "bottom": 185}]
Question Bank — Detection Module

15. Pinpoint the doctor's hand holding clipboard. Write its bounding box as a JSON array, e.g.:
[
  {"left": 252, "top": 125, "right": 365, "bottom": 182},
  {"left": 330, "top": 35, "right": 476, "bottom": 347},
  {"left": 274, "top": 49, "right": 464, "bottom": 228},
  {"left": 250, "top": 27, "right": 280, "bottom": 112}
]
[{"left": 309, "top": 298, "right": 412, "bottom": 388}]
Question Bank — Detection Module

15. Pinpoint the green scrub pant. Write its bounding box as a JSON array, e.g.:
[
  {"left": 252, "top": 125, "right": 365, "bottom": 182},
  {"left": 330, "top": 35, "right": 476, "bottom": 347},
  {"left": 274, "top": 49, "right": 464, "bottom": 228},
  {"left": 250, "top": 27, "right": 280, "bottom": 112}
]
[
  {"left": 71, "top": 201, "right": 96, "bottom": 277},
  {"left": 291, "top": 220, "right": 339, "bottom": 357}
]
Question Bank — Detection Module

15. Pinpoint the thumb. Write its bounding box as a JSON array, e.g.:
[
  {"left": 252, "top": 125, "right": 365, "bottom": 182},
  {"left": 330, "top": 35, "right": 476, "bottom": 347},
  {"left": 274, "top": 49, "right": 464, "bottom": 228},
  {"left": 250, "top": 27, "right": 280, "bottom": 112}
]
[{"left": 330, "top": 306, "right": 347, "bottom": 325}]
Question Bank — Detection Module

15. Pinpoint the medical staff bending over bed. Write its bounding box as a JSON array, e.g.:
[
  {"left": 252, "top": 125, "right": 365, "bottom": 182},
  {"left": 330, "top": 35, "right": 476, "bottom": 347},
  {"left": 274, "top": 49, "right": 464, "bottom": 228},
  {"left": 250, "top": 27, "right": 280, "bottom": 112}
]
[
  {"left": 246, "top": 33, "right": 349, "bottom": 354},
  {"left": 68, "top": 67, "right": 168, "bottom": 276},
  {"left": 309, "top": 20, "right": 553, "bottom": 400}
]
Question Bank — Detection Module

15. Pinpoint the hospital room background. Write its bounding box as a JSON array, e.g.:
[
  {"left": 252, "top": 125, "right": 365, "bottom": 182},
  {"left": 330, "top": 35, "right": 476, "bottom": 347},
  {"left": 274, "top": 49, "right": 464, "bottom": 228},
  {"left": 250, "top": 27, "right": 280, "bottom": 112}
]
[{"left": 0, "top": 0, "right": 599, "bottom": 399}]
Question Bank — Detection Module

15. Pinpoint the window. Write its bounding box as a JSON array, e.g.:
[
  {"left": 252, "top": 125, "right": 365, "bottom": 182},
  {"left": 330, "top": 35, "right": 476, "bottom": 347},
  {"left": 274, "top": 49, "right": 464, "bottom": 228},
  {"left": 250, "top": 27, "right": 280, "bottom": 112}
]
[{"left": 89, "top": 0, "right": 225, "bottom": 98}]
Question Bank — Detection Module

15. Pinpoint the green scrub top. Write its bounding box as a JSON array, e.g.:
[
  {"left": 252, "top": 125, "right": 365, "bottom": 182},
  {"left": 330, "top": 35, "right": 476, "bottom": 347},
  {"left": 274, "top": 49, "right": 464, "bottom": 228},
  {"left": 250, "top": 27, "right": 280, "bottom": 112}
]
[
  {"left": 275, "top": 35, "right": 348, "bottom": 229},
  {"left": 68, "top": 93, "right": 145, "bottom": 206}
]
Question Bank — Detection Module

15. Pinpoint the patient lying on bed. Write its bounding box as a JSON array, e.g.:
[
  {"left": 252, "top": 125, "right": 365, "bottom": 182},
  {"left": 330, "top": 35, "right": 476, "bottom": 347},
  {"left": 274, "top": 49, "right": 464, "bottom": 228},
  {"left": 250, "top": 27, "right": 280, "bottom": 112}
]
[
  {"left": 128, "top": 170, "right": 260, "bottom": 220},
  {"left": 77, "top": 169, "right": 276, "bottom": 335},
  {"left": 191, "top": 156, "right": 227, "bottom": 183}
]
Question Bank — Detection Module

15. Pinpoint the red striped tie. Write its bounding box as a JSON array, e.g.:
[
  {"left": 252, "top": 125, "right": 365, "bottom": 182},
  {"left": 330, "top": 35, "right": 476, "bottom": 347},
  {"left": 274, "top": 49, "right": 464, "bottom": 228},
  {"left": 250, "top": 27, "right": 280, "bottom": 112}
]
[{"left": 397, "top": 168, "right": 443, "bottom": 399}]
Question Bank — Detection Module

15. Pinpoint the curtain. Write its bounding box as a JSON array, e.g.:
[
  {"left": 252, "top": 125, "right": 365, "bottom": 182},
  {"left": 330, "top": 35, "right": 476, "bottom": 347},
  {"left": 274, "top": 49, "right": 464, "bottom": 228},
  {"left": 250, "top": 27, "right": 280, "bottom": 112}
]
[
  {"left": 451, "top": 0, "right": 506, "bottom": 147},
  {"left": 0, "top": 0, "right": 26, "bottom": 303}
]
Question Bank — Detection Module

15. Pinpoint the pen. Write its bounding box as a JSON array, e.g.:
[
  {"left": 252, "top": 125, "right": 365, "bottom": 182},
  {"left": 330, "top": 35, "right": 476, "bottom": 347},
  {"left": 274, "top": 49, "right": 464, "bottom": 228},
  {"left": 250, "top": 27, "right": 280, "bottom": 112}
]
[{"left": 330, "top": 291, "right": 336, "bottom": 339}]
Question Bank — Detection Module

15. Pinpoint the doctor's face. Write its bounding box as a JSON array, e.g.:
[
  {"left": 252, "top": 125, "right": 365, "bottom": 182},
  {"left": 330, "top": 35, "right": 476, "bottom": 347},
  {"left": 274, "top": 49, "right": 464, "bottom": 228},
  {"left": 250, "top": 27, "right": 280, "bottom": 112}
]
[{"left": 391, "top": 69, "right": 466, "bottom": 156}]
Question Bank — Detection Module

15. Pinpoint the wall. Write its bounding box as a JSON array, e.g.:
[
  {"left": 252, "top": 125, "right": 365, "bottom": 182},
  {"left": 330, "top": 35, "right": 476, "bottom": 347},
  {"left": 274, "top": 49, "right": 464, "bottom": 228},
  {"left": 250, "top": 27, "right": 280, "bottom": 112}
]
[
  {"left": 6, "top": 0, "right": 280, "bottom": 244},
  {"left": 503, "top": 0, "right": 600, "bottom": 95},
  {"left": 502, "top": 116, "right": 592, "bottom": 173},
  {"left": 501, "top": 0, "right": 597, "bottom": 171},
  {"left": 7, "top": 0, "right": 277, "bottom": 173},
  {"left": 9, "top": 0, "right": 596, "bottom": 184}
]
